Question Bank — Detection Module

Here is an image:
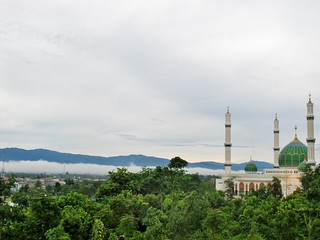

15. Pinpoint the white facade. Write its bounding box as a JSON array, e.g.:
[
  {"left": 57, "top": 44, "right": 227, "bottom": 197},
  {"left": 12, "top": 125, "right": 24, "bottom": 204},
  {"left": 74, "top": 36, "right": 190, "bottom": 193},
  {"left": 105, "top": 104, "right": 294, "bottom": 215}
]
[
  {"left": 216, "top": 96, "right": 315, "bottom": 196},
  {"left": 216, "top": 169, "right": 302, "bottom": 196}
]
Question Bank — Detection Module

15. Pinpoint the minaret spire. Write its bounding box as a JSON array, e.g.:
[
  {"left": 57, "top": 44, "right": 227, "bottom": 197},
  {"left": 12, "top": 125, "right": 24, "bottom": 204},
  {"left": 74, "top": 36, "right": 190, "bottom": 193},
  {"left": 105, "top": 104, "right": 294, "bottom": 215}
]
[
  {"left": 224, "top": 107, "right": 232, "bottom": 174},
  {"left": 306, "top": 94, "right": 316, "bottom": 167},
  {"left": 273, "top": 113, "right": 280, "bottom": 168}
]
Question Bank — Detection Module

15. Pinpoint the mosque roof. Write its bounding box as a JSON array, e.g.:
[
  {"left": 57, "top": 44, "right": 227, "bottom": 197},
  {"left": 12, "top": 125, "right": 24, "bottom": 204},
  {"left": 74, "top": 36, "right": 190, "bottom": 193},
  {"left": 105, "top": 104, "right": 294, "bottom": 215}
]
[
  {"left": 244, "top": 159, "right": 258, "bottom": 172},
  {"left": 279, "top": 135, "right": 307, "bottom": 167}
]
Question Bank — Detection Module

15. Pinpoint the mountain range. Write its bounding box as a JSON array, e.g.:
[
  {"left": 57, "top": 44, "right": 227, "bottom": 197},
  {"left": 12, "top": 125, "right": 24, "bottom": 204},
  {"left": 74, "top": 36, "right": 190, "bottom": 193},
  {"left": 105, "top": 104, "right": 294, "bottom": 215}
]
[{"left": 1, "top": 148, "right": 273, "bottom": 171}]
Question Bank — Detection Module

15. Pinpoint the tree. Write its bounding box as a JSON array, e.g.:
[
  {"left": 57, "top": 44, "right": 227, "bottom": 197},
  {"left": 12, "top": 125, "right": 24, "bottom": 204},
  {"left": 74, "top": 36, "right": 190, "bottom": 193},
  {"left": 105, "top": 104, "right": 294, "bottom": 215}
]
[
  {"left": 25, "top": 194, "right": 61, "bottom": 239},
  {"left": 271, "top": 177, "right": 282, "bottom": 198},
  {"left": 168, "top": 157, "right": 188, "bottom": 169},
  {"left": 45, "top": 225, "right": 71, "bottom": 240},
  {"left": 0, "top": 175, "right": 16, "bottom": 201},
  {"left": 96, "top": 168, "right": 139, "bottom": 199},
  {"left": 65, "top": 178, "right": 74, "bottom": 185},
  {"left": 55, "top": 182, "right": 62, "bottom": 194},
  {"left": 116, "top": 214, "right": 138, "bottom": 238},
  {"left": 224, "top": 178, "right": 235, "bottom": 199},
  {"left": 303, "top": 165, "right": 320, "bottom": 200},
  {"left": 300, "top": 165, "right": 313, "bottom": 191},
  {"left": 57, "top": 192, "right": 91, "bottom": 211},
  {"left": 108, "top": 233, "right": 118, "bottom": 240},
  {"left": 0, "top": 203, "right": 26, "bottom": 239},
  {"left": 19, "top": 184, "right": 29, "bottom": 193},
  {"left": 35, "top": 179, "right": 42, "bottom": 188},
  {"left": 275, "top": 194, "right": 320, "bottom": 239},
  {"left": 142, "top": 207, "right": 167, "bottom": 239},
  {"left": 249, "top": 186, "right": 273, "bottom": 200},
  {"left": 60, "top": 206, "right": 92, "bottom": 239},
  {"left": 12, "top": 191, "right": 29, "bottom": 207},
  {"left": 91, "top": 219, "right": 106, "bottom": 240}
]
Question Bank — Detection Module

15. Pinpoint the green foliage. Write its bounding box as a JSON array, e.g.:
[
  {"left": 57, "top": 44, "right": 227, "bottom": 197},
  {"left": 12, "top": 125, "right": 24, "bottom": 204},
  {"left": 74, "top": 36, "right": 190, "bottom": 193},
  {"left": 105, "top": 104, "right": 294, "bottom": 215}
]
[
  {"left": 60, "top": 205, "right": 92, "bottom": 239},
  {"left": 45, "top": 225, "right": 71, "bottom": 240},
  {"left": 271, "top": 177, "right": 283, "bottom": 198},
  {"left": 116, "top": 214, "right": 138, "bottom": 238},
  {"left": 91, "top": 219, "right": 106, "bottom": 240},
  {"left": 65, "top": 178, "right": 75, "bottom": 185},
  {"left": 224, "top": 177, "right": 235, "bottom": 199},
  {"left": 12, "top": 193, "right": 62, "bottom": 240},
  {"left": 54, "top": 182, "right": 62, "bottom": 193},
  {"left": 168, "top": 156, "right": 188, "bottom": 169},
  {"left": 108, "top": 232, "right": 118, "bottom": 240},
  {"left": 35, "top": 179, "right": 42, "bottom": 188},
  {"left": 4, "top": 165, "right": 320, "bottom": 239},
  {"left": 12, "top": 190, "right": 29, "bottom": 207},
  {"left": 57, "top": 192, "right": 90, "bottom": 209},
  {"left": 304, "top": 165, "right": 320, "bottom": 200},
  {"left": 96, "top": 168, "right": 140, "bottom": 199},
  {"left": 300, "top": 164, "right": 313, "bottom": 191},
  {"left": 0, "top": 175, "right": 16, "bottom": 201}
]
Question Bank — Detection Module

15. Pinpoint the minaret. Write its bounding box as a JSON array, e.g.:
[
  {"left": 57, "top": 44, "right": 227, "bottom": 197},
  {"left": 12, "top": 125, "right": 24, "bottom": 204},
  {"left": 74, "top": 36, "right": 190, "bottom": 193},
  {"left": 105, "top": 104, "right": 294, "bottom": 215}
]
[
  {"left": 224, "top": 107, "right": 232, "bottom": 174},
  {"left": 306, "top": 94, "right": 316, "bottom": 166},
  {"left": 273, "top": 114, "right": 280, "bottom": 168}
]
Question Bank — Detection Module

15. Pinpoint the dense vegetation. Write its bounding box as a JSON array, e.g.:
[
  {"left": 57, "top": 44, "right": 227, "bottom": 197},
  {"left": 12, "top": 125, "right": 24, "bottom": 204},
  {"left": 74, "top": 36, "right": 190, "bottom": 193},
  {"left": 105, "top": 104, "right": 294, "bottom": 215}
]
[{"left": 1, "top": 157, "right": 320, "bottom": 239}]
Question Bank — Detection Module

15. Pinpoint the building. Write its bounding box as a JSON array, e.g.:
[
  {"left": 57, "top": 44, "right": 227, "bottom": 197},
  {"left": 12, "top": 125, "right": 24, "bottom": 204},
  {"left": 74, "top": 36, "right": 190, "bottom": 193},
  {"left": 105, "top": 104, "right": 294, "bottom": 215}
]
[{"left": 216, "top": 95, "right": 316, "bottom": 196}]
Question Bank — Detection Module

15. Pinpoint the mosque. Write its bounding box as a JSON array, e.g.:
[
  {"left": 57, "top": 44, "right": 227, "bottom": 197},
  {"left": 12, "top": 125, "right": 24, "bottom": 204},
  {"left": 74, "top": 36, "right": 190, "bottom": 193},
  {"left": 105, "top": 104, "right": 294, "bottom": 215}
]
[{"left": 216, "top": 95, "right": 316, "bottom": 196}]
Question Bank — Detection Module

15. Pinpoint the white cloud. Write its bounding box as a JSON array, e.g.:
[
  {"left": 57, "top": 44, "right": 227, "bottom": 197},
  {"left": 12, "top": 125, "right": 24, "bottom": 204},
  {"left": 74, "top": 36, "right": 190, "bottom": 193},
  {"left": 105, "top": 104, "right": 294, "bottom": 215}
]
[{"left": 1, "top": 1, "right": 320, "bottom": 164}]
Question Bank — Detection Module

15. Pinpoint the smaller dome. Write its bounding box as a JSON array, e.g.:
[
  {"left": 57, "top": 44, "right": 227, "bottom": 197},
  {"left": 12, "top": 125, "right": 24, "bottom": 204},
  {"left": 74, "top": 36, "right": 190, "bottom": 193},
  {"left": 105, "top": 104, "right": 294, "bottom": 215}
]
[
  {"left": 298, "top": 160, "right": 308, "bottom": 172},
  {"left": 245, "top": 158, "right": 258, "bottom": 173}
]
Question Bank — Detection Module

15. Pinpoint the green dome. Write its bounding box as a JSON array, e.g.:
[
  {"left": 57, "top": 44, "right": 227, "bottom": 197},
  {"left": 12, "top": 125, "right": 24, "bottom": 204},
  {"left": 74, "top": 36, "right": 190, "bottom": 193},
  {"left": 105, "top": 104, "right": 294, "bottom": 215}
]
[
  {"left": 279, "top": 136, "right": 307, "bottom": 167},
  {"left": 298, "top": 160, "right": 308, "bottom": 172},
  {"left": 244, "top": 161, "right": 258, "bottom": 172}
]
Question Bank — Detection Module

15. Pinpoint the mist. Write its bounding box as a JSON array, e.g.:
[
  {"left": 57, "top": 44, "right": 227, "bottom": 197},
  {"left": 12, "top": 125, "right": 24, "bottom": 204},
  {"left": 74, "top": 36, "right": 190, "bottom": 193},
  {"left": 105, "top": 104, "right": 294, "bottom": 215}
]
[{"left": 3, "top": 160, "right": 224, "bottom": 176}]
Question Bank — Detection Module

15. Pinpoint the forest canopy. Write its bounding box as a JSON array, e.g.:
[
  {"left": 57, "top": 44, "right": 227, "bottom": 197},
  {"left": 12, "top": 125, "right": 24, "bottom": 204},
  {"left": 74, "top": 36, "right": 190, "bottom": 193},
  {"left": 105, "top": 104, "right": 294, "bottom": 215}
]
[{"left": 1, "top": 159, "right": 320, "bottom": 239}]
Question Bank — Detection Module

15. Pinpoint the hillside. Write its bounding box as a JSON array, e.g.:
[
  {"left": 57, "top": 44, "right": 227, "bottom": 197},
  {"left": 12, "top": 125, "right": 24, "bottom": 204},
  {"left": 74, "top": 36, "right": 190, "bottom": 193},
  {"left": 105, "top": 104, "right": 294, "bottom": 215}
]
[{"left": 2, "top": 148, "right": 273, "bottom": 171}]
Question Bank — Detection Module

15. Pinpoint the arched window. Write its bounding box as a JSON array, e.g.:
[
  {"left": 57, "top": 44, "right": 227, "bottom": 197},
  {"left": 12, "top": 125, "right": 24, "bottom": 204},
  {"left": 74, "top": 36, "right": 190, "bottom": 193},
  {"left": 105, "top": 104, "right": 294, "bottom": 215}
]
[
  {"left": 249, "top": 182, "right": 255, "bottom": 192},
  {"left": 239, "top": 182, "right": 244, "bottom": 194}
]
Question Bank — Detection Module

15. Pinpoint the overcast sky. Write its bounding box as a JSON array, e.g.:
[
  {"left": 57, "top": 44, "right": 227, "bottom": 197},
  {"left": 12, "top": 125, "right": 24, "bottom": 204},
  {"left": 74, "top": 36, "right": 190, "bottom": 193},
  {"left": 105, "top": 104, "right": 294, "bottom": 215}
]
[{"left": 1, "top": 1, "right": 320, "bottom": 164}]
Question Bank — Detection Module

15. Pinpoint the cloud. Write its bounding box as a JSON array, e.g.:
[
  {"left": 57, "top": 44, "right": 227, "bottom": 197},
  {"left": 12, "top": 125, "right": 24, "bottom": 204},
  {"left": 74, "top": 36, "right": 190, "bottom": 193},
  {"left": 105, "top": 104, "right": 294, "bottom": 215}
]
[{"left": 1, "top": 1, "right": 320, "bottom": 163}]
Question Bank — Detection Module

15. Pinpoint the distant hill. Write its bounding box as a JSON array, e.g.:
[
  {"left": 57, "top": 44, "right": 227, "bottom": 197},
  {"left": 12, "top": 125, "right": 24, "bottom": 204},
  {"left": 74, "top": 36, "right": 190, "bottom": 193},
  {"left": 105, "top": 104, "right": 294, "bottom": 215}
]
[
  {"left": 2, "top": 148, "right": 273, "bottom": 171},
  {"left": 3, "top": 148, "right": 169, "bottom": 166}
]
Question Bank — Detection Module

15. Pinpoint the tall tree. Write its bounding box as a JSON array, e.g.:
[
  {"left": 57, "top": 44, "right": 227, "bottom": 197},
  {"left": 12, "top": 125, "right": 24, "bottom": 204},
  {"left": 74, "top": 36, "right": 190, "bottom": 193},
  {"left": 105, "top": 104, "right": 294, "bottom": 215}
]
[
  {"left": 168, "top": 157, "right": 188, "bottom": 169},
  {"left": 303, "top": 165, "right": 320, "bottom": 200},
  {"left": 224, "top": 178, "right": 235, "bottom": 199},
  {"left": 271, "top": 177, "right": 282, "bottom": 198}
]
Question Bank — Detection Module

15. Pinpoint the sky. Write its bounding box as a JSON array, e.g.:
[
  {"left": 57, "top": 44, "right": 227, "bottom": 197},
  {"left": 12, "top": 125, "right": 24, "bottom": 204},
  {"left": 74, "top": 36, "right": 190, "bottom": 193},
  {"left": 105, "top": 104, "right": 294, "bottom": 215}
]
[{"left": 1, "top": 1, "right": 320, "bottom": 164}]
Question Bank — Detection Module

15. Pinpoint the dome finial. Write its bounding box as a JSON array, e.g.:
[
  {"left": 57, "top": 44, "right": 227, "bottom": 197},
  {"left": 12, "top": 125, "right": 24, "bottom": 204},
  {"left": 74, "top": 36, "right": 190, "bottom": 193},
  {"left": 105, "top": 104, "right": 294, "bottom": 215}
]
[
  {"left": 308, "top": 93, "right": 312, "bottom": 103},
  {"left": 294, "top": 125, "right": 298, "bottom": 140},
  {"left": 244, "top": 157, "right": 257, "bottom": 173}
]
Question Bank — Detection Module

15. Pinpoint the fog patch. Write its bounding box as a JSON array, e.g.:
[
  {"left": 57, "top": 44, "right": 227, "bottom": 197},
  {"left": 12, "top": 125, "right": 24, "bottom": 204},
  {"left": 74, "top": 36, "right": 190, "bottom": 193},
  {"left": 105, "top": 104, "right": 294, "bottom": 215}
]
[
  {"left": 4, "top": 160, "right": 228, "bottom": 176},
  {"left": 186, "top": 167, "right": 225, "bottom": 176},
  {"left": 4, "top": 160, "right": 141, "bottom": 175}
]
